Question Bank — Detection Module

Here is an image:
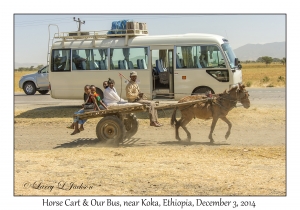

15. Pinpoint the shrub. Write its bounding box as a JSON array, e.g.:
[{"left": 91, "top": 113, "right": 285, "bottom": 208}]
[
  {"left": 277, "top": 76, "right": 285, "bottom": 82},
  {"left": 246, "top": 81, "right": 252, "bottom": 87},
  {"left": 262, "top": 76, "right": 270, "bottom": 83}
]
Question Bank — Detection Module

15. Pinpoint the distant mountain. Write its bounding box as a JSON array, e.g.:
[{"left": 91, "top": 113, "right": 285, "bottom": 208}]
[
  {"left": 234, "top": 42, "right": 286, "bottom": 61},
  {"left": 14, "top": 62, "right": 46, "bottom": 69}
]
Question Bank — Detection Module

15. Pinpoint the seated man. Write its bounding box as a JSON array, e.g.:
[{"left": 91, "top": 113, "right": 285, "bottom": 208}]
[
  {"left": 126, "top": 71, "right": 163, "bottom": 127},
  {"left": 103, "top": 78, "right": 139, "bottom": 108},
  {"left": 103, "top": 78, "right": 127, "bottom": 106},
  {"left": 199, "top": 54, "right": 207, "bottom": 68}
]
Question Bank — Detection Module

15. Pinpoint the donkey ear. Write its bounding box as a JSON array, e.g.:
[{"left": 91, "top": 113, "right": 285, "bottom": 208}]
[{"left": 238, "top": 82, "right": 245, "bottom": 88}]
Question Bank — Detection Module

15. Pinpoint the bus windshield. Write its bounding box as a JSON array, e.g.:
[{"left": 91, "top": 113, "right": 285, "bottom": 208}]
[{"left": 221, "top": 43, "right": 237, "bottom": 69}]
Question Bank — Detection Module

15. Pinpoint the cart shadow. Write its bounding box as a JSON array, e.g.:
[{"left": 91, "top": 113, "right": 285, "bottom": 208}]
[
  {"left": 53, "top": 138, "right": 101, "bottom": 149},
  {"left": 53, "top": 137, "right": 142, "bottom": 149},
  {"left": 15, "top": 106, "right": 82, "bottom": 119},
  {"left": 158, "top": 141, "right": 230, "bottom": 146}
]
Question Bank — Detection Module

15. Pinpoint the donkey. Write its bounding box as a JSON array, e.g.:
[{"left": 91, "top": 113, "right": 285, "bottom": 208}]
[{"left": 170, "top": 83, "right": 250, "bottom": 143}]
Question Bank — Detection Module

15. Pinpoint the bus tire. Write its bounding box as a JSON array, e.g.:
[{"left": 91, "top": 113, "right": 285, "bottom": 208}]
[
  {"left": 124, "top": 113, "right": 139, "bottom": 139},
  {"left": 96, "top": 116, "right": 125, "bottom": 146},
  {"left": 192, "top": 86, "right": 214, "bottom": 95},
  {"left": 23, "top": 82, "right": 36, "bottom": 95}
]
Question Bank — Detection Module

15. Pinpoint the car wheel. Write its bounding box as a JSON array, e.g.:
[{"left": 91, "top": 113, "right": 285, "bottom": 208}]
[
  {"left": 23, "top": 82, "right": 36, "bottom": 95},
  {"left": 38, "top": 90, "right": 49, "bottom": 95}
]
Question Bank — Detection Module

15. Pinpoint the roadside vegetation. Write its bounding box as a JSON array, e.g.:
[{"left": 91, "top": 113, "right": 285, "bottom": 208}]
[{"left": 242, "top": 62, "right": 286, "bottom": 87}]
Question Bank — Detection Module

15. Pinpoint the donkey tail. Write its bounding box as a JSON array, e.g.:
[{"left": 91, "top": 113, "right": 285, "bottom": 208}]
[{"left": 170, "top": 108, "right": 178, "bottom": 127}]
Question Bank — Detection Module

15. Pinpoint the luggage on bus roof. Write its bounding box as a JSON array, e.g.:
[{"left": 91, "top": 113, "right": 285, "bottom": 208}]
[{"left": 108, "top": 19, "right": 133, "bottom": 34}]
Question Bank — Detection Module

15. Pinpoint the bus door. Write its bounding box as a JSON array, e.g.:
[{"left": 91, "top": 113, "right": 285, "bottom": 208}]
[{"left": 150, "top": 47, "right": 174, "bottom": 100}]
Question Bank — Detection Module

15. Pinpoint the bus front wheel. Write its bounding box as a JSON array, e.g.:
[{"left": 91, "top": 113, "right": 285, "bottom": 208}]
[{"left": 192, "top": 87, "right": 214, "bottom": 95}]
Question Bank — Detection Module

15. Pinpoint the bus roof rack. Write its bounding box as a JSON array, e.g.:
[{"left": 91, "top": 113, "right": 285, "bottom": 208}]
[{"left": 53, "top": 28, "right": 148, "bottom": 46}]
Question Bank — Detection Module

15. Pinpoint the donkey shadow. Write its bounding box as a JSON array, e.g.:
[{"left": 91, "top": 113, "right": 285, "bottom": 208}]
[{"left": 158, "top": 141, "right": 230, "bottom": 146}]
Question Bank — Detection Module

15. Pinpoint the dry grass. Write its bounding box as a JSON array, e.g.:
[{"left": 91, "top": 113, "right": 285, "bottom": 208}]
[
  {"left": 14, "top": 63, "right": 286, "bottom": 93},
  {"left": 242, "top": 63, "right": 286, "bottom": 87},
  {"left": 14, "top": 145, "right": 285, "bottom": 196}
]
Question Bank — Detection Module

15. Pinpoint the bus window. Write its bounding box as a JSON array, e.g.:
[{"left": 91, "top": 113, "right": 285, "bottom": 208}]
[
  {"left": 221, "top": 43, "right": 237, "bottom": 69},
  {"left": 51, "top": 49, "right": 71, "bottom": 71},
  {"left": 110, "top": 47, "right": 148, "bottom": 70},
  {"left": 175, "top": 45, "right": 225, "bottom": 69},
  {"left": 72, "top": 49, "right": 103, "bottom": 70},
  {"left": 206, "top": 70, "right": 229, "bottom": 82},
  {"left": 97, "top": 49, "right": 108, "bottom": 70},
  {"left": 207, "top": 46, "right": 226, "bottom": 68},
  {"left": 176, "top": 46, "right": 196, "bottom": 68}
]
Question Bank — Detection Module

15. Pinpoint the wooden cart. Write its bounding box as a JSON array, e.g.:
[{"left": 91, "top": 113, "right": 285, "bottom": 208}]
[{"left": 74, "top": 99, "right": 209, "bottom": 146}]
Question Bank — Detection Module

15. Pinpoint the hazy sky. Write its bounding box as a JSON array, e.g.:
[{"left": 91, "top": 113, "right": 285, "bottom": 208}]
[{"left": 14, "top": 14, "right": 285, "bottom": 65}]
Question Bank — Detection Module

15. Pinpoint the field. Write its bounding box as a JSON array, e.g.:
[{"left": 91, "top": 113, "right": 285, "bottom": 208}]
[
  {"left": 14, "top": 63, "right": 286, "bottom": 92},
  {"left": 241, "top": 63, "right": 286, "bottom": 87}
]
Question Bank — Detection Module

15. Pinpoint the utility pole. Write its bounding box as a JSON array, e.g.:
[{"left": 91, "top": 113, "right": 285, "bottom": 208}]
[{"left": 73, "top": 17, "right": 85, "bottom": 31}]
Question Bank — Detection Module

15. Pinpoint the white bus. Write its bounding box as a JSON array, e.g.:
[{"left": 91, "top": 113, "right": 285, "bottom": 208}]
[{"left": 48, "top": 24, "right": 242, "bottom": 100}]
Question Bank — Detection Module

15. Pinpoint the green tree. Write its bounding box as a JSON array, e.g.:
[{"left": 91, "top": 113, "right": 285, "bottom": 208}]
[
  {"left": 281, "top": 57, "right": 286, "bottom": 66},
  {"left": 273, "top": 58, "right": 281, "bottom": 63},
  {"left": 256, "top": 57, "right": 263, "bottom": 62},
  {"left": 261, "top": 56, "right": 273, "bottom": 66},
  {"left": 18, "top": 67, "right": 26, "bottom": 71},
  {"left": 37, "top": 64, "right": 44, "bottom": 69}
]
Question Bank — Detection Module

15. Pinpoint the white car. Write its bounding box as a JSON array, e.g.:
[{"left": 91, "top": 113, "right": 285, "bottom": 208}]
[{"left": 19, "top": 65, "right": 50, "bottom": 95}]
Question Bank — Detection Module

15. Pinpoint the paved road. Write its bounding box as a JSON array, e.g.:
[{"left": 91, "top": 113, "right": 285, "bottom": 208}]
[{"left": 14, "top": 87, "right": 285, "bottom": 108}]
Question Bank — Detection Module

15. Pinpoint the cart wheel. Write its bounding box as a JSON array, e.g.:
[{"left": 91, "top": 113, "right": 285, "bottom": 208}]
[
  {"left": 124, "top": 113, "right": 139, "bottom": 139},
  {"left": 96, "top": 116, "right": 125, "bottom": 146}
]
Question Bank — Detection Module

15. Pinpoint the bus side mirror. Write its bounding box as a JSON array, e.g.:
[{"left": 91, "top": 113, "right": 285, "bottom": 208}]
[{"left": 234, "top": 58, "right": 239, "bottom": 66}]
